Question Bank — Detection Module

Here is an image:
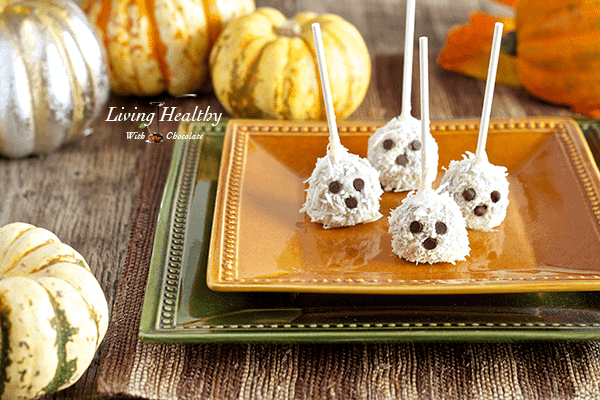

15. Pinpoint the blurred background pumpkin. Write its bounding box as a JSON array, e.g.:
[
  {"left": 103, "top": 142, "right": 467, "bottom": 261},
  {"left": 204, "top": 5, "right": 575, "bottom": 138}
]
[
  {"left": 438, "top": 0, "right": 600, "bottom": 117},
  {"left": 0, "top": 0, "right": 110, "bottom": 158},
  {"left": 83, "top": 0, "right": 255, "bottom": 96},
  {"left": 512, "top": 0, "right": 600, "bottom": 117},
  {"left": 209, "top": 7, "right": 371, "bottom": 120}
]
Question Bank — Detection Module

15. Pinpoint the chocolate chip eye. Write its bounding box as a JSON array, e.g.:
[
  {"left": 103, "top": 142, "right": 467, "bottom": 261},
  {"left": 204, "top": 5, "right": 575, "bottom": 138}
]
[
  {"left": 409, "top": 221, "right": 423, "bottom": 234},
  {"left": 409, "top": 140, "right": 421, "bottom": 151},
  {"left": 423, "top": 238, "right": 438, "bottom": 250},
  {"left": 383, "top": 139, "right": 394, "bottom": 150},
  {"left": 435, "top": 221, "right": 447, "bottom": 235},
  {"left": 396, "top": 154, "right": 409, "bottom": 166},
  {"left": 353, "top": 178, "right": 365, "bottom": 191},
  {"left": 474, "top": 205, "right": 488, "bottom": 216},
  {"left": 491, "top": 190, "right": 501, "bottom": 203},
  {"left": 329, "top": 180, "right": 342, "bottom": 194},
  {"left": 462, "top": 188, "right": 476, "bottom": 201},
  {"left": 345, "top": 197, "right": 358, "bottom": 209}
]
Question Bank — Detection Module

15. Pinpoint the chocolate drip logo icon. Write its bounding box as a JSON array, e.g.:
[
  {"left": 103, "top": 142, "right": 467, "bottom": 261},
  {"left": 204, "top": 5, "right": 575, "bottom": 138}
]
[
  {"left": 143, "top": 101, "right": 165, "bottom": 143},
  {"left": 139, "top": 94, "right": 197, "bottom": 143}
]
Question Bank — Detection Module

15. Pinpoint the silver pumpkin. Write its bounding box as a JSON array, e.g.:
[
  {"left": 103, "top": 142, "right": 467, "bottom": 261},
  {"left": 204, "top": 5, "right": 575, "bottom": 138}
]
[{"left": 0, "top": 0, "right": 109, "bottom": 158}]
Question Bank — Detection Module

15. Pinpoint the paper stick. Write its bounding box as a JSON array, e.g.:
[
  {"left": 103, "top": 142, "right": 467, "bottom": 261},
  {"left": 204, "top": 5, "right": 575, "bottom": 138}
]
[
  {"left": 419, "top": 36, "right": 429, "bottom": 191},
  {"left": 475, "top": 22, "right": 503, "bottom": 162},
  {"left": 312, "top": 23, "right": 342, "bottom": 158},
  {"left": 400, "top": 0, "right": 416, "bottom": 119}
]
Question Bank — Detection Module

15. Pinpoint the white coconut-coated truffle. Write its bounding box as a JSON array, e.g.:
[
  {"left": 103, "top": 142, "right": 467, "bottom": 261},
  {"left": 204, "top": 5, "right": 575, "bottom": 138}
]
[
  {"left": 440, "top": 151, "right": 509, "bottom": 231},
  {"left": 300, "top": 147, "right": 383, "bottom": 229},
  {"left": 367, "top": 116, "right": 438, "bottom": 192},
  {"left": 389, "top": 188, "right": 470, "bottom": 264}
]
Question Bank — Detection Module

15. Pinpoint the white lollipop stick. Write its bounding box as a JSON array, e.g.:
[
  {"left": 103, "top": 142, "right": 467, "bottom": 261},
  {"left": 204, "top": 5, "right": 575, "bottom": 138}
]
[
  {"left": 419, "top": 36, "right": 430, "bottom": 192},
  {"left": 312, "top": 23, "right": 342, "bottom": 158},
  {"left": 475, "top": 22, "right": 503, "bottom": 162},
  {"left": 400, "top": 0, "right": 416, "bottom": 119}
]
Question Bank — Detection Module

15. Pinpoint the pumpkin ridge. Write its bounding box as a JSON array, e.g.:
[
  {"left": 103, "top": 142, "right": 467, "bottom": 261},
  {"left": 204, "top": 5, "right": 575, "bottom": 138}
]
[
  {"left": 230, "top": 37, "right": 275, "bottom": 118},
  {"left": 0, "top": 278, "right": 60, "bottom": 398},
  {"left": 28, "top": 264, "right": 107, "bottom": 349},
  {"left": 0, "top": 16, "right": 36, "bottom": 155},
  {"left": 39, "top": 287, "right": 78, "bottom": 395},
  {"left": 8, "top": 257, "right": 81, "bottom": 278},
  {"left": 41, "top": 0, "right": 100, "bottom": 143},
  {"left": 253, "top": 7, "right": 282, "bottom": 26},
  {"left": 245, "top": 40, "right": 275, "bottom": 118},
  {"left": 262, "top": 38, "right": 290, "bottom": 119},
  {"left": 241, "top": 39, "right": 272, "bottom": 118},
  {"left": 296, "top": 15, "right": 324, "bottom": 119},
  {"left": 3, "top": 240, "right": 56, "bottom": 276},
  {"left": 281, "top": 38, "right": 293, "bottom": 119},
  {"left": 0, "top": 227, "right": 35, "bottom": 267},
  {"left": 9, "top": 9, "right": 53, "bottom": 152},
  {"left": 34, "top": 9, "right": 81, "bottom": 144},
  {"left": 326, "top": 27, "right": 355, "bottom": 118},
  {"left": 262, "top": 38, "right": 294, "bottom": 118},
  {"left": 142, "top": 0, "right": 170, "bottom": 84},
  {"left": 285, "top": 24, "right": 321, "bottom": 119},
  {"left": 202, "top": 0, "right": 221, "bottom": 48},
  {"left": 168, "top": 0, "right": 208, "bottom": 95},
  {"left": 4, "top": 242, "right": 91, "bottom": 279}
]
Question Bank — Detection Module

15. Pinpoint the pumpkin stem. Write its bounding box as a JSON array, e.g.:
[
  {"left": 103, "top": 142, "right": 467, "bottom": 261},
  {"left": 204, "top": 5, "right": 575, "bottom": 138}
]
[
  {"left": 500, "top": 31, "right": 517, "bottom": 57},
  {"left": 277, "top": 19, "right": 302, "bottom": 38}
]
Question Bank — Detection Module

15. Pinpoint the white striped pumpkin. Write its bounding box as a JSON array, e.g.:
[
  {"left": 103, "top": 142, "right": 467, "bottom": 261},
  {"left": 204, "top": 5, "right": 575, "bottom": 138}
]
[
  {"left": 0, "top": 223, "right": 108, "bottom": 399},
  {"left": 83, "top": 0, "right": 255, "bottom": 96}
]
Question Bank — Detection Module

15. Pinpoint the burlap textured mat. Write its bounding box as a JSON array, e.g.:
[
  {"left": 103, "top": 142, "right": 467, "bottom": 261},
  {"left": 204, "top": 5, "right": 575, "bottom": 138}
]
[
  {"left": 97, "top": 133, "right": 600, "bottom": 400},
  {"left": 98, "top": 55, "right": 600, "bottom": 399}
]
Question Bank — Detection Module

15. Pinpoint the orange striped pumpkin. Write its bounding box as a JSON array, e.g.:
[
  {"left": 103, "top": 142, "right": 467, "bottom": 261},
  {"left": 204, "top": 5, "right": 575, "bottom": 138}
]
[
  {"left": 209, "top": 7, "right": 371, "bottom": 120},
  {"left": 83, "top": 0, "right": 255, "bottom": 96}
]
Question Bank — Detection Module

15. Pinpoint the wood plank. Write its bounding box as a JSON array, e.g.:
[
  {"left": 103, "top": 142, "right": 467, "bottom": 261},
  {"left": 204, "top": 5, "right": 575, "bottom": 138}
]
[{"left": 255, "top": 0, "right": 515, "bottom": 53}]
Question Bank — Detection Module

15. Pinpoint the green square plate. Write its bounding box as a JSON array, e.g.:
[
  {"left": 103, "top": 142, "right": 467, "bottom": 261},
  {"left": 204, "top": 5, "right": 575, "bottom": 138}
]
[{"left": 139, "top": 118, "right": 600, "bottom": 343}]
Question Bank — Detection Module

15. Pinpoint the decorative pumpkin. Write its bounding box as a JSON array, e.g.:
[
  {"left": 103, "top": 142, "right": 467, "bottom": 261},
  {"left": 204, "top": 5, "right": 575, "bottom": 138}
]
[
  {"left": 83, "top": 0, "right": 255, "bottom": 96},
  {"left": 209, "top": 7, "right": 371, "bottom": 120},
  {"left": 437, "top": 12, "right": 521, "bottom": 88},
  {"left": 0, "top": 0, "right": 110, "bottom": 159},
  {"left": 438, "top": 0, "right": 600, "bottom": 117},
  {"left": 513, "top": 0, "right": 600, "bottom": 116},
  {"left": 0, "top": 222, "right": 109, "bottom": 399}
]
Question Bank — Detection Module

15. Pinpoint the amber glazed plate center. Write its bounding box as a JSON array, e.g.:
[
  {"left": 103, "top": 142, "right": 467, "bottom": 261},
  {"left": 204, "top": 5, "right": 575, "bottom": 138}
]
[{"left": 207, "top": 119, "right": 600, "bottom": 294}]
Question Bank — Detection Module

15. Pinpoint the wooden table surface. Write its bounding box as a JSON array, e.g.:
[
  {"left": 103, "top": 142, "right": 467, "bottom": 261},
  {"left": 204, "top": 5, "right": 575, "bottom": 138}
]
[{"left": 0, "top": 0, "right": 584, "bottom": 399}]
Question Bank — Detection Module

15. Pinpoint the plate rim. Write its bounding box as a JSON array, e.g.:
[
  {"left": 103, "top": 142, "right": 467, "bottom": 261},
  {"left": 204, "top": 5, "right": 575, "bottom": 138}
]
[
  {"left": 207, "top": 117, "right": 600, "bottom": 294},
  {"left": 139, "top": 118, "right": 600, "bottom": 343}
]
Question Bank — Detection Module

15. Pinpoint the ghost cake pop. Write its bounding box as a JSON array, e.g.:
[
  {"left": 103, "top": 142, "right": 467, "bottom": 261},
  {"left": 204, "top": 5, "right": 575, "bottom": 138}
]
[
  {"left": 300, "top": 23, "right": 383, "bottom": 229},
  {"left": 389, "top": 37, "right": 469, "bottom": 264},
  {"left": 440, "top": 23, "right": 509, "bottom": 232},
  {"left": 367, "top": 0, "right": 438, "bottom": 192}
]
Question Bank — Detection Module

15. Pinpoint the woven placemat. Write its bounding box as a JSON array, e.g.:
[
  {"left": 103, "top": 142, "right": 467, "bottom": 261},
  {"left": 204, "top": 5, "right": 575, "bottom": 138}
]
[
  {"left": 97, "top": 134, "right": 600, "bottom": 400},
  {"left": 98, "top": 56, "right": 600, "bottom": 399}
]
